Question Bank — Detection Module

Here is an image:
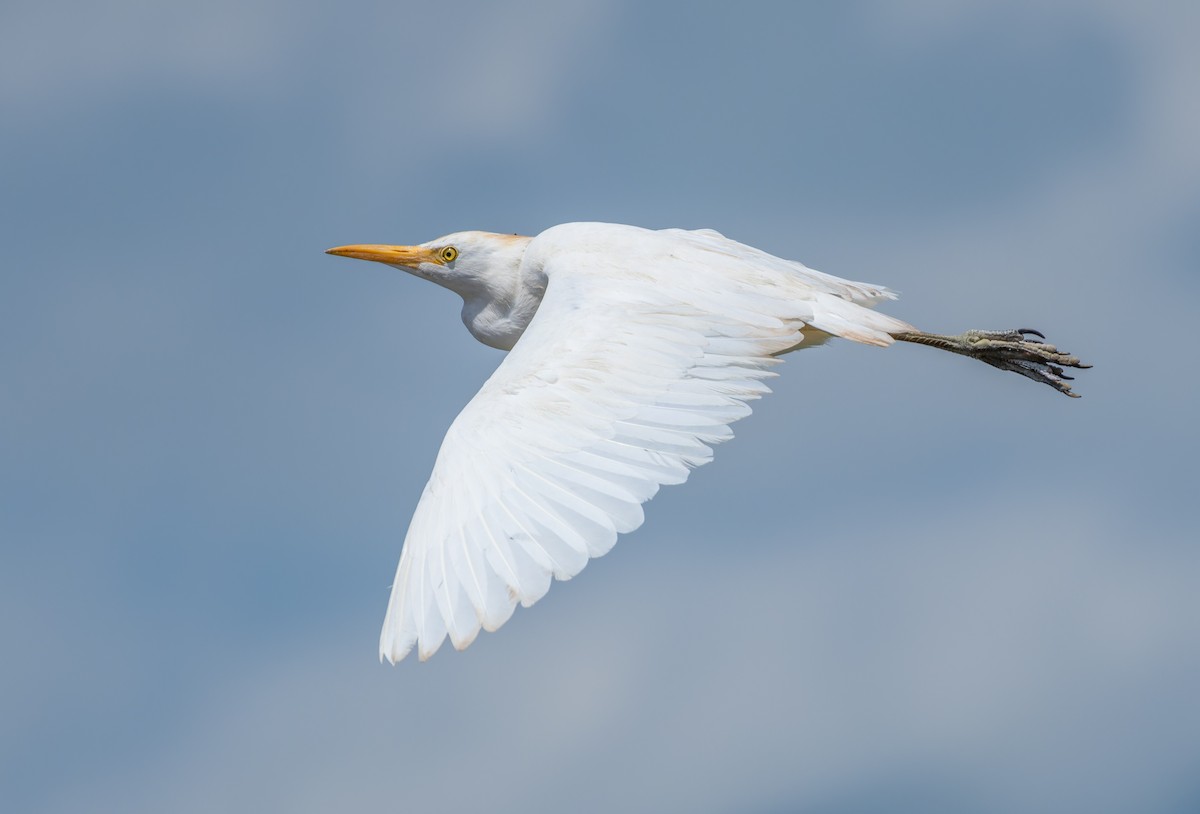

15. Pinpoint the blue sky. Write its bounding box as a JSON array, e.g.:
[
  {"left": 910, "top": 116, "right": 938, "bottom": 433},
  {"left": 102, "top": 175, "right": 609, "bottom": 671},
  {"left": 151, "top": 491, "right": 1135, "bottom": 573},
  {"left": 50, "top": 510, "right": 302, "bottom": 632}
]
[{"left": 3, "top": 1, "right": 1198, "bottom": 812}]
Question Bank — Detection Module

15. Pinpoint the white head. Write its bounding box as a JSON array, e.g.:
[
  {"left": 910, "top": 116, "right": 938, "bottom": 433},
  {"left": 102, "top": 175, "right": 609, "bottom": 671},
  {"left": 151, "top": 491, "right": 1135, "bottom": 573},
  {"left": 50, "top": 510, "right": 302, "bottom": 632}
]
[
  {"left": 326, "top": 230, "right": 540, "bottom": 350},
  {"left": 326, "top": 230, "right": 531, "bottom": 299}
]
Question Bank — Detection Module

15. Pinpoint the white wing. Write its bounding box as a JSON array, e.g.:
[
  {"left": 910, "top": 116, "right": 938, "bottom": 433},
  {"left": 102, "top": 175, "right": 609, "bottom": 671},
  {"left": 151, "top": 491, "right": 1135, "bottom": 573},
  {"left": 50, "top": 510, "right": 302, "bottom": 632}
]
[{"left": 381, "top": 224, "right": 912, "bottom": 662}]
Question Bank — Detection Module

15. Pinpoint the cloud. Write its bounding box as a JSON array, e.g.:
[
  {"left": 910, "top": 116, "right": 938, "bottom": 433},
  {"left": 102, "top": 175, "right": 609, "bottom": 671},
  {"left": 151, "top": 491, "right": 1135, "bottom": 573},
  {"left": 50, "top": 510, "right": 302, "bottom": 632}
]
[
  {"left": 328, "top": 0, "right": 618, "bottom": 172},
  {"left": 0, "top": 0, "right": 616, "bottom": 155},
  {"left": 863, "top": 0, "right": 1200, "bottom": 183},
  {"left": 0, "top": 0, "right": 298, "bottom": 124},
  {"left": 38, "top": 486, "right": 1199, "bottom": 814}
]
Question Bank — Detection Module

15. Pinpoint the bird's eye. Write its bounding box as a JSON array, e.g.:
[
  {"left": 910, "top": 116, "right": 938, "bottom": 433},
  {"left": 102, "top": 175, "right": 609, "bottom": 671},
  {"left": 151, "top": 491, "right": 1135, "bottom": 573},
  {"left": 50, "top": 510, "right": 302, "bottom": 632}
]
[{"left": 440, "top": 246, "right": 458, "bottom": 263}]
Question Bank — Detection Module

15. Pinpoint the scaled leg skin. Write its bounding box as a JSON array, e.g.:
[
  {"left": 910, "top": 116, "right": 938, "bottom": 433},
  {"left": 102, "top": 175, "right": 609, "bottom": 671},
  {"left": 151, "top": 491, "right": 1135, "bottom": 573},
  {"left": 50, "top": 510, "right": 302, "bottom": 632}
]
[{"left": 892, "top": 328, "right": 1091, "bottom": 398}]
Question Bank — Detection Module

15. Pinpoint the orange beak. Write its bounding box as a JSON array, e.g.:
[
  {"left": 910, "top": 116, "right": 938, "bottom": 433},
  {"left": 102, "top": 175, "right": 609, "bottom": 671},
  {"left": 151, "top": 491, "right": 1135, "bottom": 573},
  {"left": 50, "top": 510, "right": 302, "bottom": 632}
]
[{"left": 325, "top": 244, "right": 441, "bottom": 268}]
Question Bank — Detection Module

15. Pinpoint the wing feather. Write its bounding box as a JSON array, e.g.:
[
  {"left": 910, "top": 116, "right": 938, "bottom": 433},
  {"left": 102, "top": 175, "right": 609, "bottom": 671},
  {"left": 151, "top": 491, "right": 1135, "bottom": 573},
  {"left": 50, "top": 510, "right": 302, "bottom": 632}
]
[{"left": 380, "top": 224, "right": 913, "bottom": 661}]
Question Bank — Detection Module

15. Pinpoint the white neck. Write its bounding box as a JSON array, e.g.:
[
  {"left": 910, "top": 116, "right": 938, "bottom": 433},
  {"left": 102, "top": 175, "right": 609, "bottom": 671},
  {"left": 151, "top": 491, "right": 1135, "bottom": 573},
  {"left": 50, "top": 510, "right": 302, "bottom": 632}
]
[{"left": 452, "top": 237, "right": 543, "bottom": 351}]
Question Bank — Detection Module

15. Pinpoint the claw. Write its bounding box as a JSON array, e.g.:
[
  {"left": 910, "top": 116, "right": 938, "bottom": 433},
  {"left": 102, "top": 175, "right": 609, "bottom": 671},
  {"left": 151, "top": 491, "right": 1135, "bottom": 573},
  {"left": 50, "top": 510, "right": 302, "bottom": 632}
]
[{"left": 893, "top": 327, "right": 1090, "bottom": 397}]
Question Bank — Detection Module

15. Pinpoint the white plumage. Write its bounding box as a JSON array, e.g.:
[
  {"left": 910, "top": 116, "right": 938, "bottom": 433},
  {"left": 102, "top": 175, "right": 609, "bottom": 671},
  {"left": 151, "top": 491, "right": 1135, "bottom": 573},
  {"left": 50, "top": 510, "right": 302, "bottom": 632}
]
[{"left": 326, "top": 222, "right": 1086, "bottom": 662}]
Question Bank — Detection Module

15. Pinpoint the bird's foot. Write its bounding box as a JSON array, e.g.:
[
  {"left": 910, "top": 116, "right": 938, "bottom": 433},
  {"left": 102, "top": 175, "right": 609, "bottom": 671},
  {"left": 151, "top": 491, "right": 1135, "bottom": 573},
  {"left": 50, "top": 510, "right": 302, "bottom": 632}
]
[{"left": 894, "top": 328, "right": 1091, "bottom": 397}]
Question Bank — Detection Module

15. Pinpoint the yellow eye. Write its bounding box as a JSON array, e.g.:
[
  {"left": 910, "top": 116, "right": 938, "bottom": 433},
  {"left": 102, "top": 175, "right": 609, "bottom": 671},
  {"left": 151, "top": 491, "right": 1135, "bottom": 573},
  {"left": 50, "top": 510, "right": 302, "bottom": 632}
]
[{"left": 440, "top": 246, "right": 458, "bottom": 263}]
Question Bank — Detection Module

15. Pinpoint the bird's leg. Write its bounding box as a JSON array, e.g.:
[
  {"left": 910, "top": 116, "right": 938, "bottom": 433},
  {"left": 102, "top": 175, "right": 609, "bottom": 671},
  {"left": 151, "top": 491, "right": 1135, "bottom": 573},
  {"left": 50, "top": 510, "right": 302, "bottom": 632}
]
[{"left": 891, "top": 328, "right": 1091, "bottom": 398}]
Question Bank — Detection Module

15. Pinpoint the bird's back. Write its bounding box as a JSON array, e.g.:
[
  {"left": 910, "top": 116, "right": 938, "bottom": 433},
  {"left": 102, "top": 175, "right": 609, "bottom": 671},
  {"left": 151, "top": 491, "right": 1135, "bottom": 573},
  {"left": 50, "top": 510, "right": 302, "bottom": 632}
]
[{"left": 525, "top": 222, "right": 912, "bottom": 348}]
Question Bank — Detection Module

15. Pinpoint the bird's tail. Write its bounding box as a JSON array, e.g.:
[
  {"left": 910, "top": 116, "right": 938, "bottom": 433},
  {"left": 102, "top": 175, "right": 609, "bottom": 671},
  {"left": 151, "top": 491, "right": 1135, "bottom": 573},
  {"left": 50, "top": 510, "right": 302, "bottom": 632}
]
[{"left": 788, "top": 291, "right": 916, "bottom": 351}]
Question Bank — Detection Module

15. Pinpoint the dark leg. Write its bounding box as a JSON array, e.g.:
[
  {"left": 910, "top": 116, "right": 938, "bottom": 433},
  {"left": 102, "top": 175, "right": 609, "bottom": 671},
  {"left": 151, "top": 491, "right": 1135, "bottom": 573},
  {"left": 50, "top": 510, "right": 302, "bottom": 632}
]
[{"left": 892, "top": 328, "right": 1091, "bottom": 398}]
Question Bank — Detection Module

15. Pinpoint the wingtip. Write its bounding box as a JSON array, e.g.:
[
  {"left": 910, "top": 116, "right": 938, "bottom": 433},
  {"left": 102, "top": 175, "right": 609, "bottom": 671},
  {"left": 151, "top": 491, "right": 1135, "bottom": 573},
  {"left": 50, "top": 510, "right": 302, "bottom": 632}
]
[{"left": 379, "top": 628, "right": 418, "bottom": 665}]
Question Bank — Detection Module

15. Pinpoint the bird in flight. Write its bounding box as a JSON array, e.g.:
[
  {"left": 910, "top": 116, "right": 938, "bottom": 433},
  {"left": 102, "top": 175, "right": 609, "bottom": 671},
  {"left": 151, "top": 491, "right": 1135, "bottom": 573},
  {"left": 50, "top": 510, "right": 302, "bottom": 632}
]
[{"left": 326, "top": 222, "right": 1089, "bottom": 663}]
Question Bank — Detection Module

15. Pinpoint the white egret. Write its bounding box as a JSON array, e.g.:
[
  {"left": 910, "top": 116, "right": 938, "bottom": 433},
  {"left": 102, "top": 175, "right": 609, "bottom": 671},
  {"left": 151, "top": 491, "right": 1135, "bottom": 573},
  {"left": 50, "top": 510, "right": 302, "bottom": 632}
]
[{"left": 326, "top": 222, "right": 1088, "bottom": 663}]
